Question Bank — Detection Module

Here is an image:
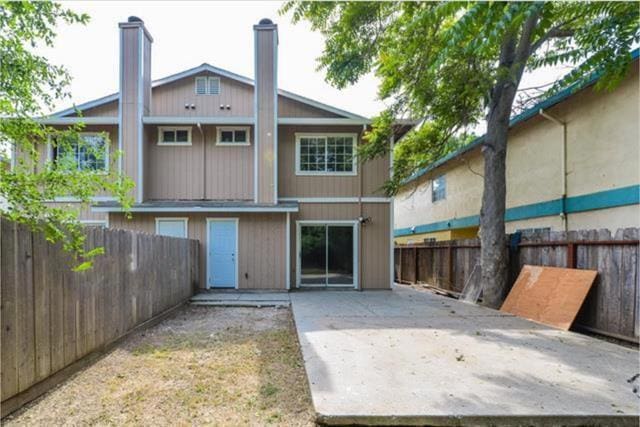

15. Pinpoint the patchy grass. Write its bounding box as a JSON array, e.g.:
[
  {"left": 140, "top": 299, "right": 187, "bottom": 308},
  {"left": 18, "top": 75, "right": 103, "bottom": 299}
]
[{"left": 4, "top": 306, "right": 314, "bottom": 426}]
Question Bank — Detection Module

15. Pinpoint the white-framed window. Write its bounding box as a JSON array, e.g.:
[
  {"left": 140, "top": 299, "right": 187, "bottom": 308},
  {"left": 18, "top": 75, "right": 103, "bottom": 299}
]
[
  {"left": 158, "top": 127, "right": 192, "bottom": 146},
  {"left": 51, "top": 132, "right": 109, "bottom": 172},
  {"left": 195, "top": 76, "right": 220, "bottom": 95},
  {"left": 295, "top": 133, "right": 357, "bottom": 176},
  {"left": 80, "top": 220, "right": 108, "bottom": 228},
  {"left": 216, "top": 126, "right": 250, "bottom": 145},
  {"left": 432, "top": 175, "right": 446, "bottom": 202},
  {"left": 155, "top": 218, "right": 188, "bottom": 238}
]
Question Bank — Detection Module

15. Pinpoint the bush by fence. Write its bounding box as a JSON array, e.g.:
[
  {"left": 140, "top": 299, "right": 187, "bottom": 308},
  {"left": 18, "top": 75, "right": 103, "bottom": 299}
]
[
  {"left": 394, "top": 228, "right": 639, "bottom": 342},
  {"left": 1, "top": 218, "right": 199, "bottom": 414}
]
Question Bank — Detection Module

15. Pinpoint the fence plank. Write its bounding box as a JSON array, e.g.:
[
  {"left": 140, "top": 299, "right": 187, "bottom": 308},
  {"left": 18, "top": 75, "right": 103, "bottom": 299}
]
[
  {"left": 1, "top": 219, "right": 18, "bottom": 400},
  {"left": 16, "top": 223, "right": 36, "bottom": 393}
]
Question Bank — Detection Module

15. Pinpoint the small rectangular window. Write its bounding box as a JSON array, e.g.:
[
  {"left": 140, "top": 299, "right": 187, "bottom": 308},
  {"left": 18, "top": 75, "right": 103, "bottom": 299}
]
[
  {"left": 195, "top": 76, "right": 220, "bottom": 95},
  {"left": 432, "top": 175, "right": 446, "bottom": 202},
  {"left": 216, "top": 127, "right": 250, "bottom": 145},
  {"left": 156, "top": 218, "right": 188, "bottom": 238},
  {"left": 158, "top": 127, "right": 192, "bottom": 145}
]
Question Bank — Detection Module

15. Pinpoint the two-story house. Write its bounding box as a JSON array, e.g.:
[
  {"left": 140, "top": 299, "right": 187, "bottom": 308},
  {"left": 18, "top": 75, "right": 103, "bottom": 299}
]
[{"left": 41, "top": 17, "right": 413, "bottom": 291}]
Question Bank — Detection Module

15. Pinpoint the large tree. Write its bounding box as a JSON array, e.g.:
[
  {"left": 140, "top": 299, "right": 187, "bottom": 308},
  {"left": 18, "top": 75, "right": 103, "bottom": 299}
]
[
  {"left": 0, "top": 2, "right": 132, "bottom": 269},
  {"left": 283, "top": 1, "right": 639, "bottom": 307}
]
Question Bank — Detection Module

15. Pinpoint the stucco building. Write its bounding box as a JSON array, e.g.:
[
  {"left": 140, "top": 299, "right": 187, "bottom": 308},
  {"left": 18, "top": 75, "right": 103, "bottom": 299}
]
[{"left": 395, "top": 51, "right": 639, "bottom": 243}]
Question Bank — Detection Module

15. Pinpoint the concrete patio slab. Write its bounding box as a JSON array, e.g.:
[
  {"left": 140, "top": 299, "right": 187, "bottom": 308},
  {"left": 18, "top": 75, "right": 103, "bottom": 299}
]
[{"left": 290, "top": 285, "right": 639, "bottom": 426}]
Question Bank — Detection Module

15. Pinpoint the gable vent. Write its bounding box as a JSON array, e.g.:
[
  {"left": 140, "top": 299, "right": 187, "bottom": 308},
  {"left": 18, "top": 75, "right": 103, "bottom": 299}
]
[{"left": 195, "top": 76, "right": 220, "bottom": 95}]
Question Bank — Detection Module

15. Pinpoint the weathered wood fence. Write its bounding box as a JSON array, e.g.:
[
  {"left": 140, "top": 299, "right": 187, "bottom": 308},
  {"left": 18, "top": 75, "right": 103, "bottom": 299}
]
[
  {"left": 1, "top": 218, "right": 199, "bottom": 415},
  {"left": 394, "top": 228, "right": 639, "bottom": 342}
]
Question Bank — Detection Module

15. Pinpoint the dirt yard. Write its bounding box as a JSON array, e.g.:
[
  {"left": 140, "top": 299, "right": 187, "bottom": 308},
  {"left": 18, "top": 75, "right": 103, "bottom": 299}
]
[{"left": 4, "top": 306, "right": 314, "bottom": 426}]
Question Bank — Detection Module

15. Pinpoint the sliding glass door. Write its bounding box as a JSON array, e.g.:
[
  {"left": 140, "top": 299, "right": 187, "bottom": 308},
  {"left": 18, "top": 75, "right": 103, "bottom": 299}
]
[{"left": 299, "top": 222, "right": 356, "bottom": 287}]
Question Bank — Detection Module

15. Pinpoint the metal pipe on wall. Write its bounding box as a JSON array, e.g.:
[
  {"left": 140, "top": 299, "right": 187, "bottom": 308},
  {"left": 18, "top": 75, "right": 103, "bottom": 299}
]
[{"left": 539, "top": 109, "right": 568, "bottom": 231}]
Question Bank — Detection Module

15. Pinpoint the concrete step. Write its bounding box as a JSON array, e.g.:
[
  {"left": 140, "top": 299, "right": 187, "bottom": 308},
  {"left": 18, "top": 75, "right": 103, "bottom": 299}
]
[{"left": 190, "top": 300, "right": 290, "bottom": 308}]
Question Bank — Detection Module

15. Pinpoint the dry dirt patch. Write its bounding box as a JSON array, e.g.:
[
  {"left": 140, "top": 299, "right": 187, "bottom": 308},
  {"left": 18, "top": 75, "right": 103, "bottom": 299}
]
[{"left": 5, "top": 306, "right": 314, "bottom": 426}]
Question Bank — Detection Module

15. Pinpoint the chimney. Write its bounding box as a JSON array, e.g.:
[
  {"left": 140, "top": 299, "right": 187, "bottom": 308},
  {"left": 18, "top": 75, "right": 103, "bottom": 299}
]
[
  {"left": 254, "top": 18, "right": 278, "bottom": 204},
  {"left": 119, "top": 16, "right": 152, "bottom": 203}
]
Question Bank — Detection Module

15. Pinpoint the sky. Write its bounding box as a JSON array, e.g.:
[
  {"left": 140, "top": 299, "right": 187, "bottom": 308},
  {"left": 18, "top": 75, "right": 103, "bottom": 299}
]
[{"left": 43, "top": 1, "right": 568, "bottom": 120}]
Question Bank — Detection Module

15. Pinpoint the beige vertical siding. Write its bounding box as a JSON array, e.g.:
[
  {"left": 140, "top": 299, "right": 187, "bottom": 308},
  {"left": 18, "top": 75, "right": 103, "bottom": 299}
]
[
  {"left": 255, "top": 28, "right": 277, "bottom": 204},
  {"left": 76, "top": 101, "right": 119, "bottom": 117},
  {"left": 278, "top": 125, "right": 390, "bottom": 198},
  {"left": 278, "top": 97, "right": 341, "bottom": 118},
  {"left": 144, "top": 125, "right": 253, "bottom": 200},
  {"left": 289, "top": 202, "right": 391, "bottom": 290},
  {"left": 45, "top": 203, "right": 108, "bottom": 223},
  {"left": 108, "top": 212, "right": 286, "bottom": 290},
  {"left": 151, "top": 72, "right": 255, "bottom": 117}
]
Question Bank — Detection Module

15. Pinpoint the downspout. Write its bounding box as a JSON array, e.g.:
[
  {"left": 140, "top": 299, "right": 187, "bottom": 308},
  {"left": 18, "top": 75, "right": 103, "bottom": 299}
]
[
  {"left": 357, "top": 124, "right": 365, "bottom": 291},
  {"left": 197, "top": 122, "right": 206, "bottom": 200},
  {"left": 538, "top": 109, "right": 567, "bottom": 231}
]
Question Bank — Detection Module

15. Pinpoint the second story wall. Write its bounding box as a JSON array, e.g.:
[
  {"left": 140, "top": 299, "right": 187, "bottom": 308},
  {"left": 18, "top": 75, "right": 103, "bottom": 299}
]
[
  {"left": 144, "top": 125, "right": 254, "bottom": 200},
  {"left": 278, "top": 125, "right": 390, "bottom": 199},
  {"left": 395, "top": 63, "right": 639, "bottom": 233}
]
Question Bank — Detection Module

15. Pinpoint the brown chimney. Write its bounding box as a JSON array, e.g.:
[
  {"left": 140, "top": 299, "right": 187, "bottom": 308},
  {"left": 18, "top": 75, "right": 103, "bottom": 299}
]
[
  {"left": 254, "top": 18, "right": 278, "bottom": 204},
  {"left": 119, "top": 16, "right": 152, "bottom": 203}
]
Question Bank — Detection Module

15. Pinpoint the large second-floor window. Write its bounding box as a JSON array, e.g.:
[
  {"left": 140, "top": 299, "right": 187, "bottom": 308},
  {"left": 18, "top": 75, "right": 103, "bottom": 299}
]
[
  {"left": 296, "top": 133, "right": 357, "bottom": 175},
  {"left": 52, "top": 133, "right": 108, "bottom": 172}
]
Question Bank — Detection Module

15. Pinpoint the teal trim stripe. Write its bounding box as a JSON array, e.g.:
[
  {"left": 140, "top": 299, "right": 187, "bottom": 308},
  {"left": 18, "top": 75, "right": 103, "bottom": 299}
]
[
  {"left": 394, "top": 185, "right": 640, "bottom": 237},
  {"left": 566, "top": 185, "right": 639, "bottom": 213}
]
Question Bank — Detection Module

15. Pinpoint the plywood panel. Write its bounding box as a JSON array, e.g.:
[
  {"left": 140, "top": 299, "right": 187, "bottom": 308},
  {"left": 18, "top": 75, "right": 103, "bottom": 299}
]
[{"left": 501, "top": 265, "right": 597, "bottom": 330}]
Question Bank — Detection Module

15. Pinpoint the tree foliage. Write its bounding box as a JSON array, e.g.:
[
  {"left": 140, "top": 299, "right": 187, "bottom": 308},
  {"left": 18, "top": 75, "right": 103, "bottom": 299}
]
[
  {"left": 0, "top": 1, "right": 133, "bottom": 270},
  {"left": 282, "top": 1, "right": 639, "bottom": 192}
]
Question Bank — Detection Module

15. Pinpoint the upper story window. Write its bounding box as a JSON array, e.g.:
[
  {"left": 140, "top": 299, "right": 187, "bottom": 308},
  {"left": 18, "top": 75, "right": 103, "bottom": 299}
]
[
  {"left": 158, "top": 127, "right": 192, "bottom": 146},
  {"left": 295, "top": 133, "right": 357, "bottom": 176},
  {"left": 195, "top": 76, "right": 220, "bottom": 95},
  {"left": 216, "top": 126, "right": 250, "bottom": 145},
  {"left": 432, "top": 175, "right": 446, "bottom": 202},
  {"left": 52, "top": 133, "right": 108, "bottom": 172}
]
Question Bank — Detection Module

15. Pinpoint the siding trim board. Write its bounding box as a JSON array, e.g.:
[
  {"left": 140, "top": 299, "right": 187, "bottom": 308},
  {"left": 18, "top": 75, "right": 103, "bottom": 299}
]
[{"left": 394, "top": 185, "right": 640, "bottom": 237}]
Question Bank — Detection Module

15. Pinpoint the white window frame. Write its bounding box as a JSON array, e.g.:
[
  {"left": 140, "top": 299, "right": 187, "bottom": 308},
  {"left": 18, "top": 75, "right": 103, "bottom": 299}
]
[
  {"left": 155, "top": 217, "right": 189, "bottom": 238},
  {"left": 49, "top": 132, "right": 110, "bottom": 173},
  {"left": 157, "top": 127, "right": 192, "bottom": 146},
  {"left": 80, "top": 219, "right": 108, "bottom": 228},
  {"left": 295, "top": 133, "right": 358, "bottom": 176},
  {"left": 432, "top": 174, "right": 446, "bottom": 202},
  {"left": 216, "top": 126, "right": 251, "bottom": 146},
  {"left": 296, "top": 220, "right": 359, "bottom": 289},
  {"left": 195, "top": 76, "right": 221, "bottom": 95}
]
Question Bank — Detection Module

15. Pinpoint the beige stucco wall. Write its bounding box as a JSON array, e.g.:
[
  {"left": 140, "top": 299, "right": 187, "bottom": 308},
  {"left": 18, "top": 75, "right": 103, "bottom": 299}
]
[
  {"left": 108, "top": 212, "right": 287, "bottom": 290},
  {"left": 395, "top": 64, "right": 639, "bottom": 236}
]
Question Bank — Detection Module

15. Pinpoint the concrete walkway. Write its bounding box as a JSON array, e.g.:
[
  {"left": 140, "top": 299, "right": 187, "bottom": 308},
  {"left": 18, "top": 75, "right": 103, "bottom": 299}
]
[{"left": 290, "top": 285, "right": 639, "bottom": 426}]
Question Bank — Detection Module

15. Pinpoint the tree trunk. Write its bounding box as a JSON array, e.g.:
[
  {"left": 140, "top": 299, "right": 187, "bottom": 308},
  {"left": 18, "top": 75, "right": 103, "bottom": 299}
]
[{"left": 479, "top": 88, "right": 513, "bottom": 308}]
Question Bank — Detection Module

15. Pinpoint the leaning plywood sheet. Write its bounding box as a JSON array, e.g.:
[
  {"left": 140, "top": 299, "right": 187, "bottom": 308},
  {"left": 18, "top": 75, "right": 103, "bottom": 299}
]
[{"left": 500, "top": 265, "right": 597, "bottom": 330}]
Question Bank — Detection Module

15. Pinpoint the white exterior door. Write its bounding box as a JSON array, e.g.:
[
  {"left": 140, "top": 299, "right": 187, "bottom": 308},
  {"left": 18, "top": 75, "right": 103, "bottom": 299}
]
[{"left": 208, "top": 219, "right": 238, "bottom": 288}]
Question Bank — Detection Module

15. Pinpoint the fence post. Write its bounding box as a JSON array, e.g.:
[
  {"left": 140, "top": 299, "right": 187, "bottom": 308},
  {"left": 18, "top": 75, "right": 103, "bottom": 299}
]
[
  {"left": 567, "top": 242, "right": 577, "bottom": 268},
  {"left": 414, "top": 247, "right": 418, "bottom": 284},
  {"left": 447, "top": 244, "right": 454, "bottom": 290}
]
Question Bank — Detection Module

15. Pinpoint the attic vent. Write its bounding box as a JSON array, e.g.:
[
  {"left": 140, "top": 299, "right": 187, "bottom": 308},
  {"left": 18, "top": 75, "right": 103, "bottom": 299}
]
[{"left": 195, "top": 76, "right": 220, "bottom": 95}]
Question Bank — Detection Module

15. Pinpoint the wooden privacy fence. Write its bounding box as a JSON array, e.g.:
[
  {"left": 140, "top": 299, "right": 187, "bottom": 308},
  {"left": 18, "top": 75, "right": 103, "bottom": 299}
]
[
  {"left": 394, "top": 228, "right": 639, "bottom": 342},
  {"left": 1, "top": 218, "right": 199, "bottom": 414}
]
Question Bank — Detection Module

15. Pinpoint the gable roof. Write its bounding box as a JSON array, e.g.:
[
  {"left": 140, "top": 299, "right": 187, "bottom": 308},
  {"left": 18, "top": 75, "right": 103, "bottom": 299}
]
[
  {"left": 53, "top": 63, "right": 368, "bottom": 120},
  {"left": 405, "top": 48, "right": 640, "bottom": 185}
]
